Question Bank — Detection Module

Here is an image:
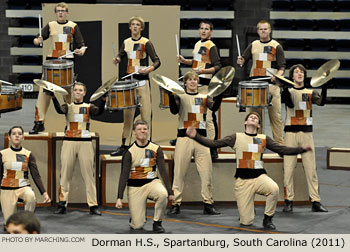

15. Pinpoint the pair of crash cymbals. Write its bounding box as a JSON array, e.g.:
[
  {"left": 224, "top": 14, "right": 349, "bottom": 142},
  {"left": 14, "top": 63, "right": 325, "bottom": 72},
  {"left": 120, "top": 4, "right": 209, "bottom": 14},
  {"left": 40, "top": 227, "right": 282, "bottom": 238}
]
[{"left": 33, "top": 79, "right": 69, "bottom": 95}]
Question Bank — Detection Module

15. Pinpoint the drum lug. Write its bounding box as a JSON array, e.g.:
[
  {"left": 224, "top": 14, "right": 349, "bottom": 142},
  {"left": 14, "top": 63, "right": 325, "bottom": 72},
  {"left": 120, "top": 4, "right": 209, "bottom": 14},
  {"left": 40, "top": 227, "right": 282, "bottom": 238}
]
[{"left": 236, "top": 95, "right": 240, "bottom": 108}]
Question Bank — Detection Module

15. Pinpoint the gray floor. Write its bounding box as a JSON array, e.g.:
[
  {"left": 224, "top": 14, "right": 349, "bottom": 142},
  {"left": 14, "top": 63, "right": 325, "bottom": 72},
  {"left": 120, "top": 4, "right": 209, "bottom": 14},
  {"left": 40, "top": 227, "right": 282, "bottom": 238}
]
[{"left": 0, "top": 99, "right": 350, "bottom": 234}]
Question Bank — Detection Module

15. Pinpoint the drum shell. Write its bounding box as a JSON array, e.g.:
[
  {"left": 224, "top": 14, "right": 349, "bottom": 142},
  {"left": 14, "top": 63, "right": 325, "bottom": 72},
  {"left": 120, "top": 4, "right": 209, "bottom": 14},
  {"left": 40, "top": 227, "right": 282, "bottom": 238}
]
[
  {"left": 107, "top": 81, "right": 139, "bottom": 110},
  {"left": 43, "top": 59, "right": 74, "bottom": 88},
  {"left": 0, "top": 86, "right": 23, "bottom": 113},
  {"left": 158, "top": 81, "right": 184, "bottom": 109},
  {"left": 238, "top": 81, "right": 269, "bottom": 107}
]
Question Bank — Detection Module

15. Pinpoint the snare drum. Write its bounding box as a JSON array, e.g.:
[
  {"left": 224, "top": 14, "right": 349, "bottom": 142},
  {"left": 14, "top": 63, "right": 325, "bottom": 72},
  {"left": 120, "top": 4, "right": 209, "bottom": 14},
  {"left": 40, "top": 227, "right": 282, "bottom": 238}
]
[
  {"left": 0, "top": 86, "right": 23, "bottom": 113},
  {"left": 238, "top": 81, "right": 269, "bottom": 108},
  {"left": 107, "top": 80, "right": 140, "bottom": 111},
  {"left": 159, "top": 81, "right": 184, "bottom": 109},
  {"left": 43, "top": 59, "right": 74, "bottom": 88}
]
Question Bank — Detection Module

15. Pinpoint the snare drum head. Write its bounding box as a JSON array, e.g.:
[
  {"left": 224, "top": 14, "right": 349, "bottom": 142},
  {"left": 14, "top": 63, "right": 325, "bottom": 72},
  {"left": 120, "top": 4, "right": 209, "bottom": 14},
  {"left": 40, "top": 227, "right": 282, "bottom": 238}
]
[
  {"left": 111, "top": 80, "right": 138, "bottom": 90},
  {"left": 1, "top": 86, "right": 22, "bottom": 94},
  {"left": 238, "top": 80, "right": 269, "bottom": 87},
  {"left": 43, "top": 59, "right": 74, "bottom": 68}
]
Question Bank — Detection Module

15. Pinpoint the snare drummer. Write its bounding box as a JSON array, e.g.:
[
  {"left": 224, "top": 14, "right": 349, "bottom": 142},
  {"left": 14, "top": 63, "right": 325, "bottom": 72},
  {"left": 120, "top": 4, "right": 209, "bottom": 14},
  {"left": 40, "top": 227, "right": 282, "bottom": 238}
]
[
  {"left": 31, "top": 2, "right": 86, "bottom": 134},
  {"left": 237, "top": 20, "right": 286, "bottom": 145},
  {"left": 111, "top": 16, "right": 160, "bottom": 156},
  {"left": 177, "top": 20, "right": 222, "bottom": 160}
]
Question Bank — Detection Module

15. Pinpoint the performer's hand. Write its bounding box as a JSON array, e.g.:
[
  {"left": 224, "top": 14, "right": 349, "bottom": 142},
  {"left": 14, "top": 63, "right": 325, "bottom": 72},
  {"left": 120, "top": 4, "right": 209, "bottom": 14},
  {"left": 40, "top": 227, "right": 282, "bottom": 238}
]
[
  {"left": 237, "top": 56, "right": 244, "bottom": 67},
  {"left": 34, "top": 36, "right": 43, "bottom": 46},
  {"left": 177, "top": 55, "right": 185, "bottom": 64},
  {"left": 186, "top": 127, "right": 197, "bottom": 138},
  {"left": 42, "top": 192, "right": 51, "bottom": 203},
  {"left": 43, "top": 89, "right": 54, "bottom": 97},
  {"left": 115, "top": 198, "right": 123, "bottom": 209},
  {"left": 168, "top": 195, "right": 175, "bottom": 203},
  {"left": 112, "top": 57, "right": 120, "bottom": 65},
  {"left": 193, "top": 67, "right": 203, "bottom": 74},
  {"left": 74, "top": 47, "right": 85, "bottom": 56},
  {"left": 302, "top": 146, "right": 313, "bottom": 152},
  {"left": 138, "top": 67, "right": 150, "bottom": 75}
]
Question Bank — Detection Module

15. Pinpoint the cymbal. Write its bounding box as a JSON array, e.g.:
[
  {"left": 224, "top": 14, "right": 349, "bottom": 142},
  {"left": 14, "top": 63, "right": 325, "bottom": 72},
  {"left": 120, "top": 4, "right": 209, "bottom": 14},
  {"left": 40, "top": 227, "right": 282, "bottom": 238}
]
[
  {"left": 152, "top": 74, "right": 185, "bottom": 94},
  {"left": 0, "top": 80, "right": 14, "bottom": 86},
  {"left": 208, "top": 66, "right": 235, "bottom": 97},
  {"left": 90, "top": 75, "right": 118, "bottom": 102},
  {"left": 266, "top": 69, "right": 296, "bottom": 87},
  {"left": 311, "top": 59, "right": 340, "bottom": 87},
  {"left": 33, "top": 79, "right": 68, "bottom": 95}
]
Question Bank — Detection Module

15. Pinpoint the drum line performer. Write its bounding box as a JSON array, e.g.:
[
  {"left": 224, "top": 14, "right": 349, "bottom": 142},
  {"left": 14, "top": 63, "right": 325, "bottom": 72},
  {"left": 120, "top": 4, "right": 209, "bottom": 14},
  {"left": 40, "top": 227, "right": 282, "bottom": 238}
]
[
  {"left": 116, "top": 120, "right": 174, "bottom": 233},
  {"left": 177, "top": 19, "right": 222, "bottom": 160},
  {"left": 111, "top": 16, "right": 160, "bottom": 156},
  {"left": 0, "top": 126, "right": 51, "bottom": 224},
  {"left": 186, "top": 112, "right": 311, "bottom": 230},
  {"left": 31, "top": 2, "right": 86, "bottom": 134},
  {"left": 237, "top": 20, "right": 285, "bottom": 145},
  {"left": 281, "top": 64, "right": 328, "bottom": 213}
]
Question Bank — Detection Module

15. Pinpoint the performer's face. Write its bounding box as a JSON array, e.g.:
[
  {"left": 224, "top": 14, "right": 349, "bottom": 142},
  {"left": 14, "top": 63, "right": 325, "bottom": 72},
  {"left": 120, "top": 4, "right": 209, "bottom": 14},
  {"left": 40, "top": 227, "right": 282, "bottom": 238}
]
[
  {"left": 129, "top": 20, "right": 143, "bottom": 37},
  {"left": 8, "top": 128, "right": 24, "bottom": 147},
  {"left": 244, "top": 114, "right": 260, "bottom": 129},
  {"left": 55, "top": 7, "right": 68, "bottom": 23},
  {"left": 6, "top": 224, "right": 33, "bottom": 234},
  {"left": 133, "top": 124, "right": 148, "bottom": 141},
  {"left": 72, "top": 84, "right": 86, "bottom": 102},
  {"left": 257, "top": 23, "right": 271, "bottom": 41},
  {"left": 199, "top": 23, "right": 212, "bottom": 40},
  {"left": 185, "top": 76, "right": 198, "bottom": 93},
  {"left": 292, "top": 67, "right": 305, "bottom": 86}
]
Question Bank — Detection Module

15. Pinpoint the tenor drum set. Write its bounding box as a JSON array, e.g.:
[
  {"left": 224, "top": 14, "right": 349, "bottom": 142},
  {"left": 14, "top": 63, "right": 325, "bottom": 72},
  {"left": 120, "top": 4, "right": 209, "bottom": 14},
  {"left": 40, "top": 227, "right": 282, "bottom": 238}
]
[{"left": 0, "top": 82, "right": 23, "bottom": 114}]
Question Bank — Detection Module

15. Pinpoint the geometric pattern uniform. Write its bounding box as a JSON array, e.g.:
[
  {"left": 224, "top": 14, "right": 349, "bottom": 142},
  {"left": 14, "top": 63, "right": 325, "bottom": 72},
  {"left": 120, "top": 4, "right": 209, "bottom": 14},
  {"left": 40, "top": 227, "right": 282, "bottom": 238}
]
[
  {"left": 250, "top": 39, "right": 280, "bottom": 77},
  {"left": 124, "top": 37, "right": 149, "bottom": 74},
  {"left": 285, "top": 88, "right": 313, "bottom": 127},
  {"left": 177, "top": 93, "right": 207, "bottom": 130},
  {"left": 0, "top": 148, "right": 31, "bottom": 188},
  {"left": 128, "top": 142, "right": 159, "bottom": 180},
  {"left": 192, "top": 39, "right": 215, "bottom": 79},
  {"left": 48, "top": 20, "right": 76, "bottom": 58},
  {"left": 65, "top": 103, "right": 91, "bottom": 138},
  {"left": 234, "top": 133, "right": 267, "bottom": 169}
]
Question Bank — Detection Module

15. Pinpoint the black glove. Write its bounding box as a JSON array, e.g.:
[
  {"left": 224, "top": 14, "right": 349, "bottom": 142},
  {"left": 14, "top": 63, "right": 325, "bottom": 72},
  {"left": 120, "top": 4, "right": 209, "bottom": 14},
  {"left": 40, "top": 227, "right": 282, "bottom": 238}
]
[{"left": 43, "top": 89, "right": 54, "bottom": 97}]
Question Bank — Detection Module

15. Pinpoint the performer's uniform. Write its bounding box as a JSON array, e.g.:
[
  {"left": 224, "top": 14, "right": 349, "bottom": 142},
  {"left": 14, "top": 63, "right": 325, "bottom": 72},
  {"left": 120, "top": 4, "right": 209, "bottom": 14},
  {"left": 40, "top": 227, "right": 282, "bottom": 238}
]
[
  {"left": 282, "top": 86, "right": 327, "bottom": 202},
  {"left": 0, "top": 147, "right": 46, "bottom": 222},
  {"left": 192, "top": 39, "right": 221, "bottom": 141},
  {"left": 242, "top": 39, "right": 286, "bottom": 144},
  {"left": 117, "top": 141, "right": 172, "bottom": 229},
  {"left": 34, "top": 20, "right": 84, "bottom": 125},
  {"left": 52, "top": 97, "right": 105, "bottom": 208},
  {"left": 116, "top": 37, "right": 160, "bottom": 146},
  {"left": 169, "top": 91, "right": 222, "bottom": 207},
  {"left": 193, "top": 132, "right": 306, "bottom": 225}
]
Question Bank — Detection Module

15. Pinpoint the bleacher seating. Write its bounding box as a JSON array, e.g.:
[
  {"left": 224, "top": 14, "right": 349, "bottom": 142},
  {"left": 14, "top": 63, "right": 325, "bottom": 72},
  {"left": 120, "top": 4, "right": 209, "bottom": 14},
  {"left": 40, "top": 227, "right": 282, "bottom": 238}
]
[
  {"left": 310, "top": 39, "right": 333, "bottom": 51},
  {"left": 338, "top": 19, "right": 350, "bottom": 31},
  {"left": 295, "top": 19, "right": 315, "bottom": 30},
  {"left": 293, "top": 0, "right": 314, "bottom": 11},
  {"left": 317, "top": 19, "right": 337, "bottom": 31},
  {"left": 273, "top": 19, "right": 294, "bottom": 30},
  {"left": 314, "top": 0, "right": 337, "bottom": 11}
]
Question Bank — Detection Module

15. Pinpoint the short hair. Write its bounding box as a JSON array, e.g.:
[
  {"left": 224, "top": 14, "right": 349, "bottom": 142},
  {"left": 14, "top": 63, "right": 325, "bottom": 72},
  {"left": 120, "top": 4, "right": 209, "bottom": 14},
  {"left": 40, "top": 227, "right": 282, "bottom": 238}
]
[
  {"left": 73, "top": 81, "right": 87, "bottom": 92},
  {"left": 257, "top": 20, "right": 271, "bottom": 30},
  {"left": 183, "top": 70, "right": 199, "bottom": 83},
  {"left": 6, "top": 211, "right": 41, "bottom": 234},
  {"left": 245, "top": 112, "right": 261, "bottom": 125},
  {"left": 289, "top": 64, "right": 307, "bottom": 80},
  {"left": 199, "top": 20, "right": 214, "bottom": 30},
  {"left": 129, "top": 16, "right": 145, "bottom": 29},
  {"left": 9, "top": 126, "right": 24, "bottom": 135},
  {"left": 133, "top": 120, "right": 148, "bottom": 130},
  {"left": 55, "top": 2, "right": 68, "bottom": 12}
]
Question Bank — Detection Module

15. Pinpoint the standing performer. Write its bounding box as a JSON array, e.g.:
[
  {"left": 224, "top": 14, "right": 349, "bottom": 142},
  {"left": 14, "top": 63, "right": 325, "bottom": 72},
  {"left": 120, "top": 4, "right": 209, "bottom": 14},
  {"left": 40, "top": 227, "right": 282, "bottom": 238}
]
[
  {"left": 0, "top": 126, "right": 51, "bottom": 224},
  {"left": 281, "top": 64, "right": 328, "bottom": 212},
  {"left": 237, "top": 20, "right": 285, "bottom": 145},
  {"left": 111, "top": 16, "right": 160, "bottom": 156},
  {"left": 31, "top": 2, "right": 86, "bottom": 134},
  {"left": 177, "top": 20, "right": 222, "bottom": 159},
  {"left": 50, "top": 82, "right": 105, "bottom": 215},
  {"left": 186, "top": 112, "right": 311, "bottom": 230},
  {"left": 167, "top": 71, "right": 222, "bottom": 215},
  {"left": 116, "top": 120, "right": 174, "bottom": 233}
]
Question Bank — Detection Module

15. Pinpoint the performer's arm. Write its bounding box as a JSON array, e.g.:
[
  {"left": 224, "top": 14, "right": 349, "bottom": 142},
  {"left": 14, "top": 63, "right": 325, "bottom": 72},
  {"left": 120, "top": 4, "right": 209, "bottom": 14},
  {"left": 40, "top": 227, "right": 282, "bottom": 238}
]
[
  {"left": 206, "top": 93, "right": 224, "bottom": 112},
  {"left": 237, "top": 43, "right": 252, "bottom": 66},
  {"left": 33, "top": 24, "right": 49, "bottom": 45},
  {"left": 0, "top": 153, "right": 3, "bottom": 183},
  {"left": 114, "top": 41, "right": 126, "bottom": 64},
  {"left": 266, "top": 136, "right": 309, "bottom": 155},
  {"left": 276, "top": 45, "right": 286, "bottom": 75},
  {"left": 156, "top": 148, "right": 173, "bottom": 196},
  {"left": 204, "top": 45, "right": 221, "bottom": 74},
  {"left": 28, "top": 154, "right": 46, "bottom": 195},
  {"left": 192, "top": 131, "right": 236, "bottom": 148},
  {"left": 51, "top": 96, "right": 68, "bottom": 114},
  {"left": 117, "top": 150, "right": 132, "bottom": 200},
  {"left": 312, "top": 87, "right": 327, "bottom": 106},
  {"left": 90, "top": 98, "right": 106, "bottom": 116},
  {"left": 145, "top": 41, "right": 161, "bottom": 73},
  {"left": 281, "top": 88, "right": 294, "bottom": 108},
  {"left": 73, "top": 25, "right": 85, "bottom": 48},
  {"left": 169, "top": 93, "right": 180, "bottom": 115}
]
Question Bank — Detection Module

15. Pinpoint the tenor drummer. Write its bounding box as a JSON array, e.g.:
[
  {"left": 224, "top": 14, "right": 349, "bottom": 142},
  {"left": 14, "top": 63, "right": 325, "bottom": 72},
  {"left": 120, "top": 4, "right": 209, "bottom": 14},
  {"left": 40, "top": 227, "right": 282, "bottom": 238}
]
[
  {"left": 237, "top": 20, "right": 285, "bottom": 145},
  {"left": 31, "top": 2, "right": 86, "bottom": 134},
  {"left": 111, "top": 16, "right": 160, "bottom": 156},
  {"left": 177, "top": 20, "right": 221, "bottom": 160}
]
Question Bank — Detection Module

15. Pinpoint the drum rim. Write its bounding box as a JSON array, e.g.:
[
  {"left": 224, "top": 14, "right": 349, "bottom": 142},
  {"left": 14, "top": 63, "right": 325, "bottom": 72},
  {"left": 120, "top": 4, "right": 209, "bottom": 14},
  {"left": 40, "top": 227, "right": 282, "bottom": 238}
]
[
  {"left": 111, "top": 82, "right": 138, "bottom": 90},
  {"left": 43, "top": 59, "right": 74, "bottom": 68},
  {"left": 238, "top": 81, "right": 269, "bottom": 87}
]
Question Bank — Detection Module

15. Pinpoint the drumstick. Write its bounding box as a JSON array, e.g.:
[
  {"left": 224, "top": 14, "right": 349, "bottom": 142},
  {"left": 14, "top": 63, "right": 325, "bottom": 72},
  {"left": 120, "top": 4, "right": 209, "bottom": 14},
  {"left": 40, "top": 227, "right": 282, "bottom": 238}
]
[
  {"left": 112, "top": 43, "right": 116, "bottom": 59},
  {"left": 58, "top": 46, "right": 88, "bottom": 59},
  {"left": 175, "top": 34, "right": 180, "bottom": 66},
  {"left": 121, "top": 70, "right": 138, "bottom": 80},
  {"left": 253, "top": 77, "right": 271, "bottom": 81},
  {"left": 0, "top": 80, "right": 14, "bottom": 86},
  {"left": 236, "top": 34, "right": 243, "bottom": 67},
  {"left": 38, "top": 14, "right": 42, "bottom": 46}
]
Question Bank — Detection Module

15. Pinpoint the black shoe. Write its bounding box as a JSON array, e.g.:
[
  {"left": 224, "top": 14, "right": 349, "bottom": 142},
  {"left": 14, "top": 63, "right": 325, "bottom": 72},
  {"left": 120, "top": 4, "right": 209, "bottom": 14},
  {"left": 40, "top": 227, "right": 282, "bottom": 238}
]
[
  {"left": 167, "top": 204, "right": 180, "bottom": 215},
  {"left": 54, "top": 203, "right": 67, "bottom": 214},
  {"left": 90, "top": 206, "right": 102, "bottom": 215},
  {"left": 169, "top": 138, "right": 177, "bottom": 146},
  {"left": 263, "top": 214, "right": 276, "bottom": 230},
  {"left": 29, "top": 121, "right": 45, "bottom": 134},
  {"left": 210, "top": 148, "right": 218, "bottom": 160},
  {"left": 283, "top": 200, "right": 293, "bottom": 212},
  {"left": 153, "top": 221, "right": 165, "bottom": 233},
  {"left": 312, "top": 202, "right": 328, "bottom": 212},
  {"left": 110, "top": 145, "right": 128, "bottom": 156},
  {"left": 203, "top": 203, "right": 220, "bottom": 215}
]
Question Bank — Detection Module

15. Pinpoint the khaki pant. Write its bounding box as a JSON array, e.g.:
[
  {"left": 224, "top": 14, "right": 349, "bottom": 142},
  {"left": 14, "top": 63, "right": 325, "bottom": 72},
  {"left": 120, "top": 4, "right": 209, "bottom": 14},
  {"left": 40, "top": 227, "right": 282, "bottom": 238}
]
[
  {"left": 1, "top": 187, "right": 36, "bottom": 223},
  {"left": 59, "top": 141, "right": 97, "bottom": 207},
  {"left": 235, "top": 174, "right": 279, "bottom": 225},
  {"left": 198, "top": 85, "right": 215, "bottom": 140},
  {"left": 283, "top": 132, "right": 321, "bottom": 202},
  {"left": 172, "top": 137, "right": 214, "bottom": 205},
  {"left": 127, "top": 179, "right": 168, "bottom": 229},
  {"left": 122, "top": 81, "right": 152, "bottom": 145},
  {"left": 35, "top": 87, "right": 72, "bottom": 122},
  {"left": 250, "top": 85, "right": 284, "bottom": 144}
]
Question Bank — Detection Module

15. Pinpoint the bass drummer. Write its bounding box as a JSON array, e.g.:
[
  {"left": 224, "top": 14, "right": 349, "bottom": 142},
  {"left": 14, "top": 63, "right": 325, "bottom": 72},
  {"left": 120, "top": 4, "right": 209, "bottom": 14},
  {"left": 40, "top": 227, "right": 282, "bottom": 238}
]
[
  {"left": 237, "top": 20, "right": 285, "bottom": 145},
  {"left": 111, "top": 16, "right": 160, "bottom": 156},
  {"left": 31, "top": 2, "right": 86, "bottom": 134}
]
